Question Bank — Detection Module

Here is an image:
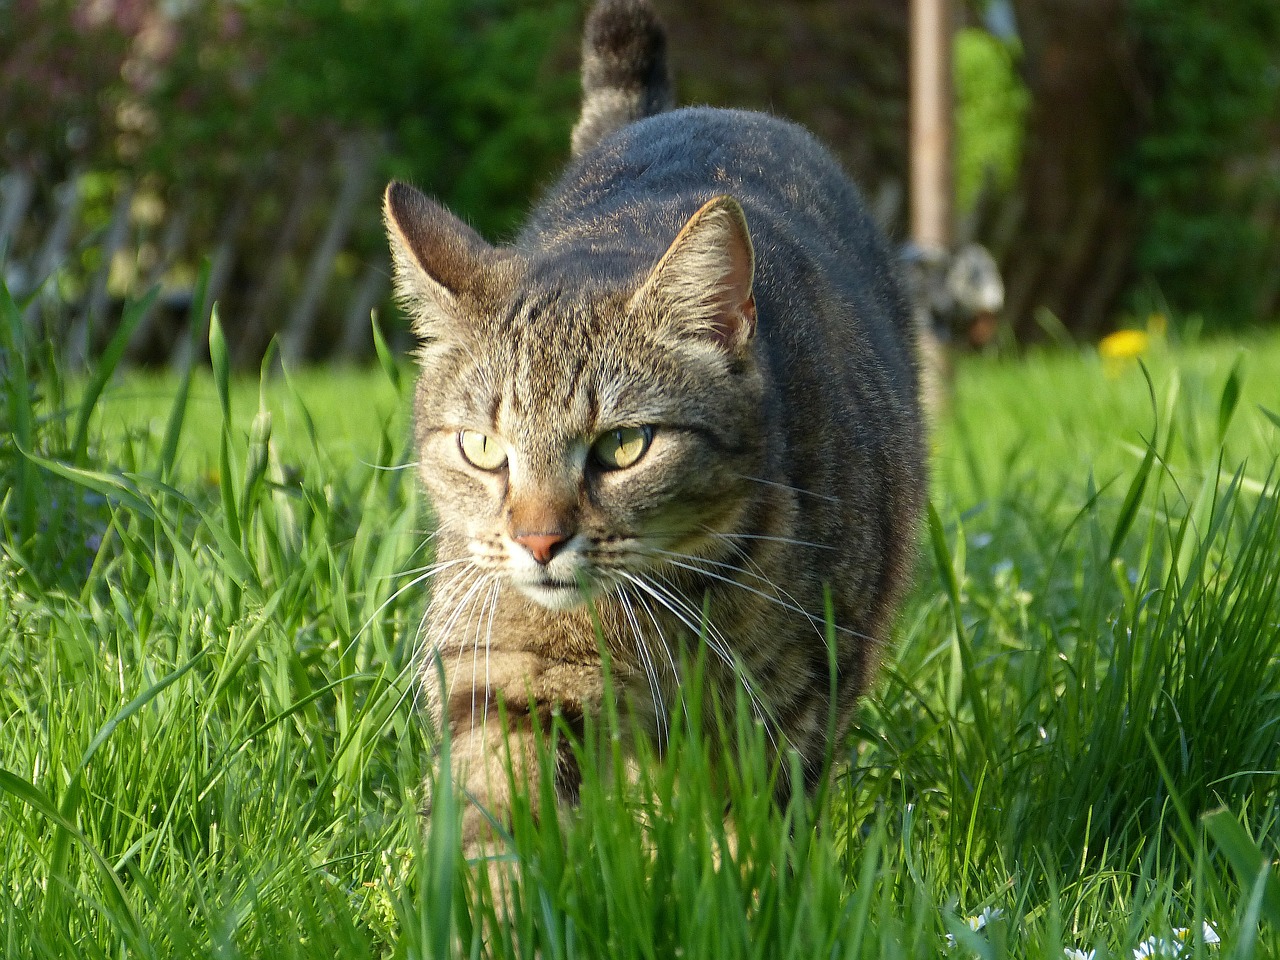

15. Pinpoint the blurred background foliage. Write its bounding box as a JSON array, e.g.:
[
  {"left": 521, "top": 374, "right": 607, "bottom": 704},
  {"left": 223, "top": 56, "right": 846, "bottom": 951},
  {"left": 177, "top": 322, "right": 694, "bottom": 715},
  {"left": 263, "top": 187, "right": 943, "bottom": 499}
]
[
  {"left": 0, "top": 0, "right": 1277, "bottom": 364},
  {"left": 2, "top": 0, "right": 579, "bottom": 235},
  {"left": 1126, "top": 0, "right": 1280, "bottom": 327}
]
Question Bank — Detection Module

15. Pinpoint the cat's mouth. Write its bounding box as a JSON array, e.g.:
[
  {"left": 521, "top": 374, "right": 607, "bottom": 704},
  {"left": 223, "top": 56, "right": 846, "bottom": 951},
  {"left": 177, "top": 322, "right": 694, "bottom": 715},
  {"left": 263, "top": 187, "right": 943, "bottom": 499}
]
[{"left": 514, "top": 573, "right": 595, "bottom": 611}]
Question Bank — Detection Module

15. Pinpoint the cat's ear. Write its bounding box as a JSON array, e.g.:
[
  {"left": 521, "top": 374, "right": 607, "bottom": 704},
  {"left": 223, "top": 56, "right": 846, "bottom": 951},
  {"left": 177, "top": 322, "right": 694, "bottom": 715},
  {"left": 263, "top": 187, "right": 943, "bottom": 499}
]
[
  {"left": 383, "top": 181, "right": 493, "bottom": 341},
  {"left": 630, "top": 195, "right": 756, "bottom": 354}
]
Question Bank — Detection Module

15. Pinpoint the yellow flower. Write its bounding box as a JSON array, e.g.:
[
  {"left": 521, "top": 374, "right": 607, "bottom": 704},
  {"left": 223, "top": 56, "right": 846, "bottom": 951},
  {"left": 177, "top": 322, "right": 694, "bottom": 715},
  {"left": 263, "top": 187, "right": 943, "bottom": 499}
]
[{"left": 1099, "top": 329, "right": 1149, "bottom": 360}]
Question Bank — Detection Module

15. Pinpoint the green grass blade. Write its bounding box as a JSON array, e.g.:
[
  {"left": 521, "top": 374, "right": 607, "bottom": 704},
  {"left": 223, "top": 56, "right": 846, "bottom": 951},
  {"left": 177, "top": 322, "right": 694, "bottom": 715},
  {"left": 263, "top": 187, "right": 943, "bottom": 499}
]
[
  {"left": 371, "top": 308, "right": 403, "bottom": 396},
  {"left": 0, "top": 276, "right": 38, "bottom": 544},
  {"left": 926, "top": 501, "right": 994, "bottom": 752},
  {"left": 76, "top": 652, "right": 206, "bottom": 775},
  {"left": 0, "top": 769, "right": 143, "bottom": 949},
  {"left": 157, "top": 259, "right": 211, "bottom": 481},
  {"left": 1217, "top": 352, "right": 1244, "bottom": 443},
  {"left": 1108, "top": 439, "right": 1155, "bottom": 563},
  {"left": 209, "top": 304, "right": 231, "bottom": 425},
  {"left": 18, "top": 445, "right": 154, "bottom": 517},
  {"left": 1203, "top": 808, "right": 1280, "bottom": 926},
  {"left": 71, "top": 285, "right": 158, "bottom": 465}
]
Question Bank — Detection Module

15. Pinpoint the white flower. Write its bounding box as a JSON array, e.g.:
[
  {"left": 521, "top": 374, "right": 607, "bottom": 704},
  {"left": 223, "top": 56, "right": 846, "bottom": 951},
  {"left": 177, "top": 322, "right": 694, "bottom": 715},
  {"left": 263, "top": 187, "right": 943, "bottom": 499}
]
[
  {"left": 969, "top": 907, "right": 1004, "bottom": 931},
  {"left": 1133, "top": 936, "right": 1179, "bottom": 958},
  {"left": 1171, "top": 923, "right": 1221, "bottom": 948},
  {"left": 944, "top": 908, "right": 1004, "bottom": 951},
  {"left": 1063, "top": 949, "right": 1095, "bottom": 960}
]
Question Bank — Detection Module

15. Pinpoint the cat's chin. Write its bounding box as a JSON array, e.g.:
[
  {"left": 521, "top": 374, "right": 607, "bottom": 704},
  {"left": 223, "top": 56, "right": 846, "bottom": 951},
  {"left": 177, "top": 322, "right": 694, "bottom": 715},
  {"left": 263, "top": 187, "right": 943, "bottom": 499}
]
[{"left": 514, "top": 579, "right": 593, "bottom": 612}]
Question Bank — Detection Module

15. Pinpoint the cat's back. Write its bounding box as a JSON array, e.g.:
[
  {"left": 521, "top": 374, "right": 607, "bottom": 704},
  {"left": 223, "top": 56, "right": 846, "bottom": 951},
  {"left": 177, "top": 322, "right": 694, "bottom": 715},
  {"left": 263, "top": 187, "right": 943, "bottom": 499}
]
[
  {"left": 526, "top": 107, "right": 881, "bottom": 267},
  {"left": 523, "top": 105, "right": 918, "bottom": 426}
]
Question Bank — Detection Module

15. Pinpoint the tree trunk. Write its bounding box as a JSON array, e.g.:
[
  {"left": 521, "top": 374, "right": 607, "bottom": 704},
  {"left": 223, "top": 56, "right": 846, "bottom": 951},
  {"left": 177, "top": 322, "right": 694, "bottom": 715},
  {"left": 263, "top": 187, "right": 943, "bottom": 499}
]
[{"left": 1002, "top": 0, "right": 1141, "bottom": 338}]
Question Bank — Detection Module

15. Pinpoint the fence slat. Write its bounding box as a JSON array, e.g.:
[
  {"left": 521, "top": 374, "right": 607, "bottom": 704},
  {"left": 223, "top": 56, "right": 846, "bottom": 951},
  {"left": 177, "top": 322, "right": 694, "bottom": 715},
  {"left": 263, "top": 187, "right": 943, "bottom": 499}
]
[
  {"left": 236, "top": 160, "right": 322, "bottom": 366},
  {"left": 23, "top": 176, "right": 82, "bottom": 331},
  {"left": 281, "top": 134, "right": 378, "bottom": 364},
  {"left": 0, "top": 170, "right": 36, "bottom": 259},
  {"left": 338, "top": 261, "right": 387, "bottom": 360},
  {"left": 69, "top": 181, "right": 136, "bottom": 367},
  {"left": 170, "top": 189, "right": 250, "bottom": 372},
  {"left": 126, "top": 203, "right": 192, "bottom": 362}
]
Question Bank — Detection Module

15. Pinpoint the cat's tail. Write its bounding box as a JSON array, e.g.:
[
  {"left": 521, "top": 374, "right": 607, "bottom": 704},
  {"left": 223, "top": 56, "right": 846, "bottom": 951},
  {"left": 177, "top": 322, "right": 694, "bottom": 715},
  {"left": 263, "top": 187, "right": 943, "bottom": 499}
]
[{"left": 570, "top": 0, "right": 674, "bottom": 158}]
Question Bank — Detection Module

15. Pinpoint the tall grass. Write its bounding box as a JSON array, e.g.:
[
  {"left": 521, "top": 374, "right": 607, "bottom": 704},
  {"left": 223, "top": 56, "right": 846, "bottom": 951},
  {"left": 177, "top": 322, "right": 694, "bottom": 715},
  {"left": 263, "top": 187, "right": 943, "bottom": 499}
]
[{"left": 1, "top": 280, "right": 1278, "bottom": 958}]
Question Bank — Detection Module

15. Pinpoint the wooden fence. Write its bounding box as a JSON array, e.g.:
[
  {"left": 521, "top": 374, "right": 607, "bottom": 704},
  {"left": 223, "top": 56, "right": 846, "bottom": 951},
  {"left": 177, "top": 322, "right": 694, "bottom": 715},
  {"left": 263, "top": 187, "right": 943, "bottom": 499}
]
[
  {"left": 1, "top": 132, "right": 393, "bottom": 370},
  {"left": 5, "top": 145, "right": 1279, "bottom": 369}
]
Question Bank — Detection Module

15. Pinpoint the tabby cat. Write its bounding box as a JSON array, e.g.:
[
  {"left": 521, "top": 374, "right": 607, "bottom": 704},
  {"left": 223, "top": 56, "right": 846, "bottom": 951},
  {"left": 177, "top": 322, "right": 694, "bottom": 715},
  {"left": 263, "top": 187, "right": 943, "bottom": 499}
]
[{"left": 384, "top": 0, "right": 925, "bottom": 854}]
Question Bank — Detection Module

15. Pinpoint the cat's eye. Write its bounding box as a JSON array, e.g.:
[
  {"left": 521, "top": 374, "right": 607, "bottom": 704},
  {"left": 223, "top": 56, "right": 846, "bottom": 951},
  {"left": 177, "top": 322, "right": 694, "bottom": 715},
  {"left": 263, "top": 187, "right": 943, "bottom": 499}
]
[
  {"left": 458, "top": 430, "right": 507, "bottom": 471},
  {"left": 591, "top": 426, "right": 653, "bottom": 470}
]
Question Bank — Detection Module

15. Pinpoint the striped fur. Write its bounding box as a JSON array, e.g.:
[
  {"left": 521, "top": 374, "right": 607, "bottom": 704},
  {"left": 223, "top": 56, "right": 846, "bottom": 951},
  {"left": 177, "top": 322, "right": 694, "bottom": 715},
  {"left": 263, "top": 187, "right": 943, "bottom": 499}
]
[
  {"left": 570, "top": 0, "right": 674, "bottom": 157},
  {"left": 384, "top": 0, "right": 925, "bottom": 861}
]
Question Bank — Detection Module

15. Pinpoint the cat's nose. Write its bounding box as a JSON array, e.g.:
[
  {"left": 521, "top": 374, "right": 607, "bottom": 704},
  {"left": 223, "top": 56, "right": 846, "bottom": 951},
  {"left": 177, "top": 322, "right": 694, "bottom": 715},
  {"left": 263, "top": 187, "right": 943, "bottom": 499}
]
[{"left": 513, "top": 532, "right": 570, "bottom": 565}]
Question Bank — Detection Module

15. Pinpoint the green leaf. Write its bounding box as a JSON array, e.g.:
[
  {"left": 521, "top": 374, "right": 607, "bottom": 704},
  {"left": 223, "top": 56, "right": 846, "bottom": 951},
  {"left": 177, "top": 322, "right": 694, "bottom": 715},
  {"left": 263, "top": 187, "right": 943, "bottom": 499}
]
[
  {"left": 1108, "top": 439, "right": 1155, "bottom": 563},
  {"left": 1217, "top": 352, "right": 1244, "bottom": 442},
  {"left": 19, "top": 446, "right": 154, "bottom": 517},
  {"left": 1203, "top": 807, "right": 1280, "bottom": 926}
]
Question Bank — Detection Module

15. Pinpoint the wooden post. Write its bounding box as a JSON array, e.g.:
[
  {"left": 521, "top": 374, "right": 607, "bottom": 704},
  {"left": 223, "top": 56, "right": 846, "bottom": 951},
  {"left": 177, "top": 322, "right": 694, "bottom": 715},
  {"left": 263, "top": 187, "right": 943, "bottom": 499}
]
[{"left": 910, "top": 0, "right": 952, "bottom": 253}]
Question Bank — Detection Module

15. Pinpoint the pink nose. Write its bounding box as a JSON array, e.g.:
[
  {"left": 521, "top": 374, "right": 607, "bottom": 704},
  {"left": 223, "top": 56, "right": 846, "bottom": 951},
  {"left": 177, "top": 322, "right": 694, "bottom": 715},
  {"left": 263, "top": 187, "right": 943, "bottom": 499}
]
[{"left": 513, "top": 532, "right": 569, "bottom": 565}]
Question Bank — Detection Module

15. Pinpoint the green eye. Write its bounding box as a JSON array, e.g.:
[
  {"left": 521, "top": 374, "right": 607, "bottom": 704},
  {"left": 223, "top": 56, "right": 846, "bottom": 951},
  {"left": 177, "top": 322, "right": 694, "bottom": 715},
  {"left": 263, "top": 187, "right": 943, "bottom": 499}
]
[
  {"left": 458, "top": 430, "right": 507, "bottom": 470},
  {"left": 592, "top": 426, "right": 653, "bottom": 470}
]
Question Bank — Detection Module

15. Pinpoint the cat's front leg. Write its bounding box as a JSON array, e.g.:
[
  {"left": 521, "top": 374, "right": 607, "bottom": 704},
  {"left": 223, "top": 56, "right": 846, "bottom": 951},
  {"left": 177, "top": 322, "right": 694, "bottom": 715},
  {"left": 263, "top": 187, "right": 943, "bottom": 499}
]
[
  {"left": 432, "top": 644, "right": 600, "bottom": 908},
  {"left": 446, "top": 706, "right": 544, "bottom": 915}
]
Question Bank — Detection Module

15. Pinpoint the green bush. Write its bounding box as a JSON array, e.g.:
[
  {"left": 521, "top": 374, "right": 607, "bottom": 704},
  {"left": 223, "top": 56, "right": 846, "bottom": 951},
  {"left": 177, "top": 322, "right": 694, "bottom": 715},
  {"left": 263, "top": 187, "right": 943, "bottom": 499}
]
[
  {"left": 143, "top": 0, "right": 579, "bottom": 238},
  {"left": 954, "top": 27, "right": 1028, "bottom": 214},
  {"left": 1127, "top": 0, "right": 1280, "bottom": 326}
]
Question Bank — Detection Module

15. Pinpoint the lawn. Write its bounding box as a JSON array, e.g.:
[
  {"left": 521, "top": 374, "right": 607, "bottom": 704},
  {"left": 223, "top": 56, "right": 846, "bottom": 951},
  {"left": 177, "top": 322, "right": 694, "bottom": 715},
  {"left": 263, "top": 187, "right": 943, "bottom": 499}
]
[{"left": 2, "top": 287, "right": 1279, "bottom": 958}]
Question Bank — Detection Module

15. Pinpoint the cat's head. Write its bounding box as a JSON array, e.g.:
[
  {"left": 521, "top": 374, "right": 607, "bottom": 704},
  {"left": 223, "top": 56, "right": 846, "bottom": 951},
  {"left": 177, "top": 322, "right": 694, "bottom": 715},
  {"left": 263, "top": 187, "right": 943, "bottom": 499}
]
[{"left": 385, "top": 182, "right": 765, "bottom": 611}]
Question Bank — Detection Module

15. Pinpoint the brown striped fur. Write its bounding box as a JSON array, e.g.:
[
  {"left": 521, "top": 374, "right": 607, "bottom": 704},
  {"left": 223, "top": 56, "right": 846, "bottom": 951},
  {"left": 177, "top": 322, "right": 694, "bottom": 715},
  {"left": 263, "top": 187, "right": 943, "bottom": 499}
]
[{"left": 384, "top": 0, "right": 925, "bottom": 859}]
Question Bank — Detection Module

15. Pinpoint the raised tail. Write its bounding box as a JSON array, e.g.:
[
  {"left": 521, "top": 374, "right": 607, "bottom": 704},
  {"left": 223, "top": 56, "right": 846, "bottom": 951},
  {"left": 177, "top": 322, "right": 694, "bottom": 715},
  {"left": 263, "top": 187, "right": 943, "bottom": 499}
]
[{"left": 570, "top": 0, "right": 675, "bottom": 157}]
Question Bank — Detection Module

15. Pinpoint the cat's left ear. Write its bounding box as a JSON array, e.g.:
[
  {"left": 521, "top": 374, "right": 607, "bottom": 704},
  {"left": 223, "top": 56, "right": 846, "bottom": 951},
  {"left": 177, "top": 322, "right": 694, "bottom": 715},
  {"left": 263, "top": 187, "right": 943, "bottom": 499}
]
[
  {"left": 383, "top": 181, "right": 494, "bottom": 343},
  {"left": 630, "top": 195, "right": 756, "bottom": 355}
]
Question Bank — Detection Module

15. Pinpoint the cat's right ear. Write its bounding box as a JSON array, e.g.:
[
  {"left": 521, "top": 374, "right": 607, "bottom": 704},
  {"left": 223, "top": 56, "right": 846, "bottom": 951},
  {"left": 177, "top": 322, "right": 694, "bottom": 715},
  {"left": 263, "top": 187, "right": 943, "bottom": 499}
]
[{"left": 383, "top": 181, "right": 493, "bottom": 342}]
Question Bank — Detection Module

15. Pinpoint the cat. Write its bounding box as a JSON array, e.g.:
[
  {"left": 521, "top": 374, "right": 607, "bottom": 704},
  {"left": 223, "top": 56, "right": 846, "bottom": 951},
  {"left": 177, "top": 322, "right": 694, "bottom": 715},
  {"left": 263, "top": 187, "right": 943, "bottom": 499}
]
[{"left": 383, "top": 0, "right": 925, "bottom": 857}]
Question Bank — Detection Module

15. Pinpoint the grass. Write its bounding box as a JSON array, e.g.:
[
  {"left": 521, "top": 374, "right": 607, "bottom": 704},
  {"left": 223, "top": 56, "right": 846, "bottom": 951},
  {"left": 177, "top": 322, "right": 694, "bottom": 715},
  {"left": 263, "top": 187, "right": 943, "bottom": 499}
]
[{"left": 2, "top": 275, "right": 1279, "bottom": 958}]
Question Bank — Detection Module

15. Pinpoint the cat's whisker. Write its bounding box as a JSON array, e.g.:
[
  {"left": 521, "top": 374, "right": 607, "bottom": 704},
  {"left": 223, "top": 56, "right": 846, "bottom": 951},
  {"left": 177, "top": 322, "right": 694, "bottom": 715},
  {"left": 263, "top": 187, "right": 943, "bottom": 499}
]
[
  {"left": 480, "top": 578, "right": 502, "bottom": 738},
  {"left": 414, "top": 572, "right": 469, "bottom": 685},
  {"left": 623, "top": 571, "right": 780, "bottom": 753},
  {"left": 361, "top": 459, "right": 423, "bottom": 472},
  {"left": 438, "top": 571, "right": 496, "bottom": 705},
  {"left": 645, "top": 573, "right": 779, "bottom": 743},
  {"left": 654, "top": 549, "right": 876, "bottom": 645},
  {"left": 374, "top": 555, "right": 469, "bottom": 583},
  {"left": 700, "top": 529, "right": 836, "bottom": 552},
  {"left": 409, "top": 600, "right": 436, "bottom": 719},
  {"left": 630, "top": 585, "right": 690, "bottom": 734},
  {"left": 380, "top": 656, "right": 428, "bottom": 733},
  {"left": 618, "top": 586, "right": 667, "bottom": 751},
  {"left": 386, "top": 529, "right": 441, "bottom": 581},
  {"left": 342, "top": 556, "right": 475, "bottom": 668},
  {"left": 735, "top": 474, "right": 842, "bottom": 504},
  {"left": 731, "top": 552, "right": 838, "bottom": 647}
]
